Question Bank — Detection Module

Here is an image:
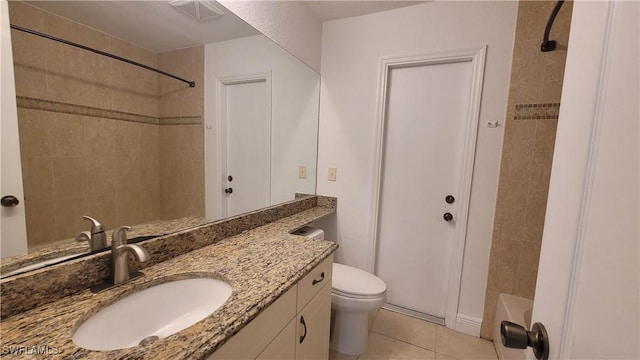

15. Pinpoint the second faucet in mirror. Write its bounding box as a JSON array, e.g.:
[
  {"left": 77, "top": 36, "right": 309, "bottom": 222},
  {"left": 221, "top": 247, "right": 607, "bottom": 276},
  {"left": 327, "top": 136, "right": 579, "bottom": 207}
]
[{"left": 75, "top": 216, "right": 106, "bottom": 252}]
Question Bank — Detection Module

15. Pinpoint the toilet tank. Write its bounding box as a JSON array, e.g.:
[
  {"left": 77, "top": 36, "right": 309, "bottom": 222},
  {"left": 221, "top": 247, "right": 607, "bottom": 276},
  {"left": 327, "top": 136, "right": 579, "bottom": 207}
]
[{"left": 293, "top": 226, "right": 324, "bottom": 240}]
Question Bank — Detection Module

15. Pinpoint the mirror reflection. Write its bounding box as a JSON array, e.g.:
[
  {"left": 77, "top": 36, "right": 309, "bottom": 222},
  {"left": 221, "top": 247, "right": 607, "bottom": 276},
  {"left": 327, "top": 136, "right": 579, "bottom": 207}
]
[{"left": 1, "top": 0, "right": 319, "bottom": 276}]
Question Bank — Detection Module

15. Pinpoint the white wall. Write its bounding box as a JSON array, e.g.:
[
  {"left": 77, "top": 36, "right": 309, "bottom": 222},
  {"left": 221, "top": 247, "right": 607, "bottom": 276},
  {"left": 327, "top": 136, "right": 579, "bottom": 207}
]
[
  {"left": 218, "top": 1, "right": 322, "bottom": 72},
  {"left": 316, "top": 1, "right": 517, "bottom": 333},
  {"left": 204, "top": 35, "right": 319, "bottom": 220}
]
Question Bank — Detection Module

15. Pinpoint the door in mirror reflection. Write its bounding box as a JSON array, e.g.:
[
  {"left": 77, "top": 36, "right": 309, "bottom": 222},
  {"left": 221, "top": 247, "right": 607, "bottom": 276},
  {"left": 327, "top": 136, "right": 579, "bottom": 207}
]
[
  {"left": 223, "top": 74, "right": 271, "bottom": 217},
  {"left": 0, "top": 2, "right": 28, "bottom": 258}
]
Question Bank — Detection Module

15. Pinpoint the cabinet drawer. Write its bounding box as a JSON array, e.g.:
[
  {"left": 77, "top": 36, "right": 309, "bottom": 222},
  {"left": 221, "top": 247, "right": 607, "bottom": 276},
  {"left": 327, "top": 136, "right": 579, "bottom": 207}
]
[{"left": 297, "top": 254, "right": 333, "bottom": 312}]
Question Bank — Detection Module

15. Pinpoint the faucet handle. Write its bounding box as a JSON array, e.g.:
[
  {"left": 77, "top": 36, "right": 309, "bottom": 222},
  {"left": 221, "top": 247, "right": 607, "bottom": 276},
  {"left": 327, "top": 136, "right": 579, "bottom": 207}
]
[
  {"left": 75, "top": 231, "right": 91, "bottom": 242},
  {"left": 82, "top": 215, "right": 105, "bottom": 234},
  {"left": 112, "top": 226, "right": 132, "bottom": 247}
]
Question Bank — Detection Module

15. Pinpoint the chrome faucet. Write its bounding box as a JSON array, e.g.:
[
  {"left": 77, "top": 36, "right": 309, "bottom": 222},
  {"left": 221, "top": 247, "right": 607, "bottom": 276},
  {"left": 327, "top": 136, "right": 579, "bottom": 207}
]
[
  {"left": 111, "top": 226, "right": 150, "bottom": 285},
  {"left": 76, "top": 215, "right": 106, "bottom": 251}
]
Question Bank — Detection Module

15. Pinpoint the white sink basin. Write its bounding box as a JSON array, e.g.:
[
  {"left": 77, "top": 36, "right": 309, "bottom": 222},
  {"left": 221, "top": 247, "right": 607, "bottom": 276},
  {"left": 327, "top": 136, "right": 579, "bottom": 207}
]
[{"left": 72, "top": 278, "right": 232, "bottom": 351}]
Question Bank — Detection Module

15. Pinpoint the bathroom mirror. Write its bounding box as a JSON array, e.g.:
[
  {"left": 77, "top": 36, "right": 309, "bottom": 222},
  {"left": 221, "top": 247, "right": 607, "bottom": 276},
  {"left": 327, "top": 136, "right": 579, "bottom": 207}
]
[{"left": 1, "top": 0, "right": 319, "bottom": 276}]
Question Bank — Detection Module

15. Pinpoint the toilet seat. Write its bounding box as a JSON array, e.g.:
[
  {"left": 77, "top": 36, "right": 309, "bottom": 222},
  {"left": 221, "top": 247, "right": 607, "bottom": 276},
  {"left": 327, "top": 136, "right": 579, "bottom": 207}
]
[
  {"left": 332, "top": 289, "right": 385, "bottom": 300},
  {"left": 332, "top": 263, "right": 387, "bottom": 297}
]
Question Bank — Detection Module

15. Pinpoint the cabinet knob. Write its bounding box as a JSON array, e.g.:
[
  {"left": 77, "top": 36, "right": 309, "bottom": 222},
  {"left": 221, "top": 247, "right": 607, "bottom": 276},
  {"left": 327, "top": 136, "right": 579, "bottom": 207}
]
[{"left": 312, "top": 272, "right": 325, "bottom": 285}]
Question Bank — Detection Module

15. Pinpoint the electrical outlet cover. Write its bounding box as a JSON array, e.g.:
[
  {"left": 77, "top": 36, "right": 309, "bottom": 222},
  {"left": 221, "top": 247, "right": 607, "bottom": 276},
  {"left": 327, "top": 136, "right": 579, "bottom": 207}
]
[{"left": 328, "top": 168, "right": 337, "bottom": 181}]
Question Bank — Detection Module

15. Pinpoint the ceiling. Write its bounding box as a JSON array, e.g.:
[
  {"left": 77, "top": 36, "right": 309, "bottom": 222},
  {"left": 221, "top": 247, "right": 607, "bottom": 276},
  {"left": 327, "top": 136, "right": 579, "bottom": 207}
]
[
  {"left": 25, "top": 1, "right": 260, "bottom": 52},
  {"left": 305, "top": 1, "right": 426, "bottom": 22},
  {"left": 25, "top": 1, "right": 427, "bottom": 53}
]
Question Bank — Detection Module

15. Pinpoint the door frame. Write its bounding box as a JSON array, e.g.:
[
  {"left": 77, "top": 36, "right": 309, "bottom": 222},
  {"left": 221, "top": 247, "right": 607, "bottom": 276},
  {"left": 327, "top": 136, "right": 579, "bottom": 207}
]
[
  {"left": 214, "top": 72, "right": 272, "bottom": 219},
  {"left": 369, "top": 47, "right": 487, "bottom": 328}
]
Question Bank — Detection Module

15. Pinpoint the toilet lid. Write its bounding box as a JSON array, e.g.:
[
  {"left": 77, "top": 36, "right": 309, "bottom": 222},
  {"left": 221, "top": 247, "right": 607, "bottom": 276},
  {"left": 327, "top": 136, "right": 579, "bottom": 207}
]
[{"left": 332, "top": 263, "right": 387, "bottom": 297}]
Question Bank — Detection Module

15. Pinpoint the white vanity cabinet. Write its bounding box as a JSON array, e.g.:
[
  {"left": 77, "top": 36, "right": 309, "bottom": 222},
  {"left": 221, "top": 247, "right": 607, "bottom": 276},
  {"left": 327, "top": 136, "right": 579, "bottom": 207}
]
[{"left": 209, "top": 255, "right": 333, "bottom": 360}]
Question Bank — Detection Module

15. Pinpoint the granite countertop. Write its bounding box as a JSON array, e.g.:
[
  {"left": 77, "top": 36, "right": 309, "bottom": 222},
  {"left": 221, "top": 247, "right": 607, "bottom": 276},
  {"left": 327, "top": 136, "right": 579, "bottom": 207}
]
[
  {"left": 0, "top": 207, "right": 337, "bottom": 359},
  {"left": 0, "top": 217, "right": 212, "bottom": 276}
]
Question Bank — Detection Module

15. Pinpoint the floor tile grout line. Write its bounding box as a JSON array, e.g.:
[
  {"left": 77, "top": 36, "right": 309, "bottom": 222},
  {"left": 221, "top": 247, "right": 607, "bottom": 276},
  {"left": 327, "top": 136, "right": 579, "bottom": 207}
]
[
  {"left": 435, "top": 323, "right": 439, "bottom": 354},
  {"left": 372, "top": 310, "right": 441, "bottom": 352},
  {"left": 357, "top": 309, "right": 497, "bottom": 360},
  {"left": 368, "top": 330, "right": 437, "bottom": 354},
  {"left": 371, "top": 326, "right": 493, "bottom": 360}
]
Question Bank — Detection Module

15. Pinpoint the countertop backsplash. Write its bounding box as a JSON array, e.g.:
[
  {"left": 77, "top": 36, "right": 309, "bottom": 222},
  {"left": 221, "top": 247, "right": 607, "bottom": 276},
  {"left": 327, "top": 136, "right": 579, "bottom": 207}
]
[{"left": 0, "top": 195, "right": 336, "bottom": 318}]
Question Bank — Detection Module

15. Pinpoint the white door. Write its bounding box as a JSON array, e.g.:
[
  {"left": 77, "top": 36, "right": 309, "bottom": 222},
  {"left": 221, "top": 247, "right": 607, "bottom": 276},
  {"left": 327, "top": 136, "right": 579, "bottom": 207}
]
[
  {"left": 222, "top": 76, "right": 271, "bottom": 217},
  {"left": 375, "top": 60, "right": 473, "bottom": 321},
  {"left": 1, "top": 1, "right": 28, "bottom": 257},
  {"left": 528, "top": 2, "right": 638, "bottom": 359}
]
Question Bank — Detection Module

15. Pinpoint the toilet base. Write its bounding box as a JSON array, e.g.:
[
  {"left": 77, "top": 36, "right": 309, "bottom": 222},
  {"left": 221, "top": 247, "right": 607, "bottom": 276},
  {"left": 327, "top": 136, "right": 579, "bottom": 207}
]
[{"left": 330, "top": 310, "right": 369, "bottom": 356}]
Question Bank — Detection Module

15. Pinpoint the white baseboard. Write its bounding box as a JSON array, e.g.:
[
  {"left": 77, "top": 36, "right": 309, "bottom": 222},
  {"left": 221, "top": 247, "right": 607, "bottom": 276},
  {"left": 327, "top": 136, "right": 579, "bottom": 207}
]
[{"left": 455, "top": 314, "right": 482, "bottom": 337}]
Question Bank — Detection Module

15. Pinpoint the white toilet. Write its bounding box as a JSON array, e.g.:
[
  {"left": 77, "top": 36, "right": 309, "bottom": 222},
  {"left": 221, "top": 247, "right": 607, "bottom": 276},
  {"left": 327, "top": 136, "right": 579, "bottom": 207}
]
[
  {"left": 330, "top": 262, "right": 387, "bottom": 355},
  {"left": 294, "top": 226, "right": 387, "bottom": 356}
]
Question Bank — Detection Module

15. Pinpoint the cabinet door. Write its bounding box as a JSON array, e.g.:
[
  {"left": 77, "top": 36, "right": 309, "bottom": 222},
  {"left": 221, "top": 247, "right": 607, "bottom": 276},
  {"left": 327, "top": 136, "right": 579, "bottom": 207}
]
[
  {"left": 208, "top": 287, "right": 296, "bottom": 359},
  {"left": 296, "top": 283, "right": 331, "bottom": 360},
  {"left": 257, "top": 319, "right": 296, "bottom": 360}
]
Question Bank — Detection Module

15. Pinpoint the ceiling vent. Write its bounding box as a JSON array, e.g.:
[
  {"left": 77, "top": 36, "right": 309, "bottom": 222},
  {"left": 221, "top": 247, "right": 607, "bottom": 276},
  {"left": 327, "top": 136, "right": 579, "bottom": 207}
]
[{"left": 169, "top": 0, "right": 225, "bottom": 21}]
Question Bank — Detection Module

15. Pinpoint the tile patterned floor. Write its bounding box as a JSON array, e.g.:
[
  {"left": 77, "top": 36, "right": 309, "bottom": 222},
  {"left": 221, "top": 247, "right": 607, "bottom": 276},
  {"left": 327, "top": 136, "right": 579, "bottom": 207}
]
[{"left": 330, "top": 309, "right": 498, "bottom": 360}]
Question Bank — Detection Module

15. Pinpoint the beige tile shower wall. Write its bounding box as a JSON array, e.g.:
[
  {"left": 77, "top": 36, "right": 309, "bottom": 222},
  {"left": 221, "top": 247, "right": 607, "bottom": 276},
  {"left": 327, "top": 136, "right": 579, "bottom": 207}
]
[
  {"left": 157, "top": 46, "right": 205, "bottom": 219},
  {"left": 9, "top": 1, "right": 161, "bottom": 248},
  {"left": 480, "top": 1, "right": 572, "bottom": 340}
]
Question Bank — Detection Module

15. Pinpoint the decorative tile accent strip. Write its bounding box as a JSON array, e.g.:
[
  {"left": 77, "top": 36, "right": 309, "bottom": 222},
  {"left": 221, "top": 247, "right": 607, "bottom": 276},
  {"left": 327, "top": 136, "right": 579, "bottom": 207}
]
[
  {"left": 159, "top": 116, "right": 202, "bottom": 125},
  {"left": 16, "top": 96, "right": 159, "bottom": 124},
  {"left": 514, "top": 102, "right": 560, "bottom": 120},
  {"left": 16, "top": 96, "right": 202, "bottom": 125}
]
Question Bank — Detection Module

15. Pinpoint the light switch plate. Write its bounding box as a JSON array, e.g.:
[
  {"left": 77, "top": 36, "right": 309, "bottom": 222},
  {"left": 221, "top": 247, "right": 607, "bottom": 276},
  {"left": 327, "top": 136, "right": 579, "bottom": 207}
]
[
  {"left": 328, "top": 167, "right": 337, "bottom": 181},
  {"left": 298, "top": 165, "right": 307, "bottom": 179}
]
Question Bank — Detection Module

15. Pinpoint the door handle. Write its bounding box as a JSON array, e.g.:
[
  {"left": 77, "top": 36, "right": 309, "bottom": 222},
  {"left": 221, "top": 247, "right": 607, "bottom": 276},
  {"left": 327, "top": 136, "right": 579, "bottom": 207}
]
[
  {"left": 1, "top": 195, "right": 19, "bottom": 207},
  {"left": 501, "top": 321, "right": 549, "bottom": 360},
  {"left": 224, "top": 188, "right": 233, "bottom": 194},
  {"left": 299, "top": 316, "right": 307, "bottom": 344}
]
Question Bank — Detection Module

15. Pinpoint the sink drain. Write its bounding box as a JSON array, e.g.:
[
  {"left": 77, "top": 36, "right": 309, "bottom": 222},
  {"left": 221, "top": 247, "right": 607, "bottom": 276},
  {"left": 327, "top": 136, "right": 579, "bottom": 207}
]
[{"left": 139, "top": 335, "right": 160, "bottom": 346}]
